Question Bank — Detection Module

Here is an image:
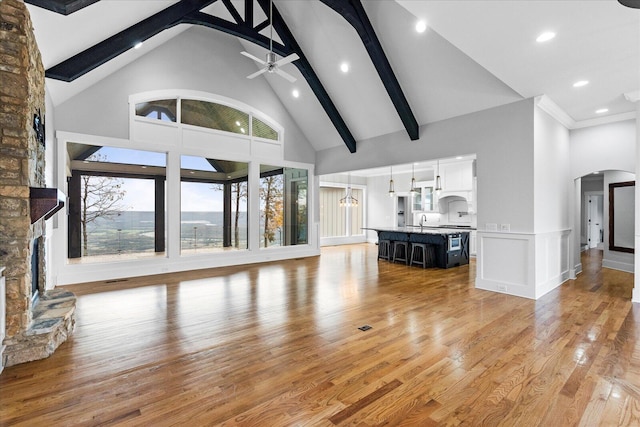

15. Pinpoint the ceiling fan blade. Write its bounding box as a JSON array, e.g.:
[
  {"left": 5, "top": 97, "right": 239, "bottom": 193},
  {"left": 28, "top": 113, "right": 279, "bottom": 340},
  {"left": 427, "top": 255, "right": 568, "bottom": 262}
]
[
  {"left": 247, "top": 68, "right": 267, "bottom": 79},
  {"left": 275, "top": 53, "right": 299, "bottom": 67},
  {"left": 241, "top": 51, "right": 266, "bottom": 65},
  {"left": 275, "top": 68, "right": 297, "bottom": 83}
]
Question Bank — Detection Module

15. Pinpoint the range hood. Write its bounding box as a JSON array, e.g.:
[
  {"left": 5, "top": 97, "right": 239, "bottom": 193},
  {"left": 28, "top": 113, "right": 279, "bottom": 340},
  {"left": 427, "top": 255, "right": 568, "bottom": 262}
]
[
  {"left": 30, "top": 187, "right": 65, "bottom": 224},
  {"left": 438, "top": 195, "right": 468, "bottom": 214}
]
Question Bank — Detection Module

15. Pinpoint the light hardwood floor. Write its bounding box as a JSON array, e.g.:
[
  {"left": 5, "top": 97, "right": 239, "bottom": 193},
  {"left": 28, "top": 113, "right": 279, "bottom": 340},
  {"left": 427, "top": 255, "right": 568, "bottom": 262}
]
[{"left": 1, "top": 245, "right": 638, "bottom": 426}]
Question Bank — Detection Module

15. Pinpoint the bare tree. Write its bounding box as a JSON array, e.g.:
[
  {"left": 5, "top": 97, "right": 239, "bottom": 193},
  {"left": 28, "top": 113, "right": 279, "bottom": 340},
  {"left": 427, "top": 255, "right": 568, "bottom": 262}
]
[
  {"left": 81, "top": 170, "right": 127, "bottom": 255},
  {"left": 260, "top": 174, "right": 283, "bottom": 247}
]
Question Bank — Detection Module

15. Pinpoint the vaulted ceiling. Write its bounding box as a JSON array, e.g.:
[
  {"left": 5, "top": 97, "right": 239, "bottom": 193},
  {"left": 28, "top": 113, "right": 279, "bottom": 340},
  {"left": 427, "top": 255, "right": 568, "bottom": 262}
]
[{"left": 26, "top": 0, "right": 639, "bottom": 154}]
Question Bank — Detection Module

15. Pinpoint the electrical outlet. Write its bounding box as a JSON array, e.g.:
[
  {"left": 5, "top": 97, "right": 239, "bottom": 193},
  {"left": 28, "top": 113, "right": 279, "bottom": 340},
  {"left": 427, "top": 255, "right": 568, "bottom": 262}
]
[
  {"left": 497, "top": 285, "right": 507, "bottom": 292},
  {"left": 500, "top": 224, "right": 510, "bottom": 232},
  {"left": 486, "top": 223, "right": 497, "bottom": 231}
]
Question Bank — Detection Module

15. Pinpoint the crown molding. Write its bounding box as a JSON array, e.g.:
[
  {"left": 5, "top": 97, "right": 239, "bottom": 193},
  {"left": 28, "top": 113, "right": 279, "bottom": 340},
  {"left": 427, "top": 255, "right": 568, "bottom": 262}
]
[
  {"left": 572, "top": 112, "right": 637, "bottom": 129},
  {"left": 535, "top": 95, "right": 575, "bottom": 128},
  {"left": 535, "top": 94, "right": 637, "bottom": 130}
]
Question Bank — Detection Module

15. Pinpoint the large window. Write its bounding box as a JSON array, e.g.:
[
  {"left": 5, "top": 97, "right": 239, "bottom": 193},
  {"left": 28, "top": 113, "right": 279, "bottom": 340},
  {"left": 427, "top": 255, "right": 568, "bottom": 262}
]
[
  {"left": 180, "top": 156, "right": 248, "bottom": 254},
  {"left": 67, "top": 144, "right": 167, "bottom": 261},
  {"left": 260, "top": 165, "right": 308, "bottom": 248}
]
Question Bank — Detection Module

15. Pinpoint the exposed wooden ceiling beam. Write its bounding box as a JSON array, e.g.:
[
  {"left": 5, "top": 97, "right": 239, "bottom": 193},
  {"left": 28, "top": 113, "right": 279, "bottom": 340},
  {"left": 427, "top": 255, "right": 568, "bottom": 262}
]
[
  {"left": 38, "top": 0, "right": 358, "bottom": 153},
  {"left": 319, "top": 0, "right": 419, "bottom": 141},
  {"left": 44, "top": 0, "right": 217, "bottom": 82},
  {"left": 258, "top": 0, "right": 357, "bottom": 152},
  {"left": 25, "top": 0, "right": 99, "bottom": 15}
]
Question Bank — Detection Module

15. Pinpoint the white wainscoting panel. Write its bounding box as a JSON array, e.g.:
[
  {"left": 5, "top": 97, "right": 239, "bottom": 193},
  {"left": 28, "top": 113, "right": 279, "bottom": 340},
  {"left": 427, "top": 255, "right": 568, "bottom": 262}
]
[
  {"left": 476, "top": 232, "right": 535, "bottom": 299},
  {"left": 476, "top": 230, "right": 571, "bottom": 300},
  {"left": 534, "top": 230, "right": 571, "bottom": 298}
]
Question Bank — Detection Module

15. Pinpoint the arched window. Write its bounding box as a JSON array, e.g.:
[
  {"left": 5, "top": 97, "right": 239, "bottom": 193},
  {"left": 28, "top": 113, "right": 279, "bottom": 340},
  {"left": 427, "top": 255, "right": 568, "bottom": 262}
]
[
  {"left": 134, "top": 99, "right": 177, "bottom": 122},
  {"left": 133, "top": 95, "right": 280, "bottom": 141}
]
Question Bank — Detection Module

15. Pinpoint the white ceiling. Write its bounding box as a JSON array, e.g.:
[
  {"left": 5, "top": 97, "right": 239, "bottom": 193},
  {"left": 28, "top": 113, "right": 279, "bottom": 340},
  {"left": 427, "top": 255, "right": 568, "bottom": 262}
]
[
  {"left": 27, "top": 0, "right": 639, "bottom": 154},
  {"left": 397, "top": 0, "right": 640, "bottom": 124}
]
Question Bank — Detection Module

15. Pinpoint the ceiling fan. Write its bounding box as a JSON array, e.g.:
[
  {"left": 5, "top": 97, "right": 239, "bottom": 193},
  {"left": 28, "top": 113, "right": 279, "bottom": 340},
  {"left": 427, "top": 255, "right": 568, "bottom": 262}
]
[{"left": 241, "top": 0, "right": 299, "bottom": 82}]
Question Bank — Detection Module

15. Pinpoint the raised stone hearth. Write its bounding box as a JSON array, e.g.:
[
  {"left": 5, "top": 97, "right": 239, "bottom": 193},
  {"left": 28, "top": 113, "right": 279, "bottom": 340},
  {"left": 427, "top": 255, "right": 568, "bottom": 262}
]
[{"left": 3, "top": 289, "right": 75, "bottom": 366}]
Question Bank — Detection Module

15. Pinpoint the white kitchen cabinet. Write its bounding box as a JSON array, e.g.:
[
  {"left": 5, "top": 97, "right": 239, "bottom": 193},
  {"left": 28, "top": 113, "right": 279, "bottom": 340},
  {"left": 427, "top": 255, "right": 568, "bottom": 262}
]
[
  {"left": 441, "top": 160, "right": 473, "bottom": 192},
  {"left": 413, "top": 182, "right": 434, "bottom": 212}
]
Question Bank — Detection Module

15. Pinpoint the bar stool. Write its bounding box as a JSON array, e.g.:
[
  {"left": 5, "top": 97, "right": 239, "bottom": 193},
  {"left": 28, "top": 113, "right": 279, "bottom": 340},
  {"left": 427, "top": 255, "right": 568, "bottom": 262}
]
[
  {"left": 425, "top": 245, "right": 436, "bottom": 268},
  {"left": 378, "top": 239, "right": 391, "bottom": 261},
  {"left": 392, "top": 241, "right": 409, "bottom": 265},
  {"left": 410, "top": 242, "right": 428, "bottom": 268}
]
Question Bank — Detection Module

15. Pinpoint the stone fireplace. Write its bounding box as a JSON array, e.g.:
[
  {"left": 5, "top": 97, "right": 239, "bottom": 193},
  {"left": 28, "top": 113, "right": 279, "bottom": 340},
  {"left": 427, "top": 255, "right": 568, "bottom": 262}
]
[{"left": 1, "top": 0, "right": 75, "bottom": 368}]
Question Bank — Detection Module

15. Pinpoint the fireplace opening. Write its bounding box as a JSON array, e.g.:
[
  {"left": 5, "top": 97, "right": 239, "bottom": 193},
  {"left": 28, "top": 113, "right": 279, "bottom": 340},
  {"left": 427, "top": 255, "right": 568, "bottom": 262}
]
[{"left": 31, "top": 238, "right": 40, "bottom": 304}]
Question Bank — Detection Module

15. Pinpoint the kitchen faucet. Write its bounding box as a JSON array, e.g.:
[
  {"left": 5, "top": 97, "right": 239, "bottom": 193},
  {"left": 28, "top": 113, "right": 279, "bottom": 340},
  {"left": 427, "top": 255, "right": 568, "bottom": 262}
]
[{"left": 420, "top": 214, "right": 427, "bottom": 231}]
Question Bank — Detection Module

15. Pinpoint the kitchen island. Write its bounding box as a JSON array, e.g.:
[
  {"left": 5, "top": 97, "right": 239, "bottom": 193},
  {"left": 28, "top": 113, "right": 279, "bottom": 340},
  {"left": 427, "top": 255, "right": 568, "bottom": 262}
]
[{"left": 366, "top": 227, "right": 470, "bottom": 269}]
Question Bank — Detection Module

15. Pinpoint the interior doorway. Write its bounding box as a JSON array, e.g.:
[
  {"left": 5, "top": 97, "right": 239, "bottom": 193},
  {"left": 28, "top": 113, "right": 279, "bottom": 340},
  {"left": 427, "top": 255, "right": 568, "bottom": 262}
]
[
  {"left": 586, "top": 192, "right": 604, "bottom": 249},
  {"left": 397, "top": 196, "right": 406, "bottom": 227}
]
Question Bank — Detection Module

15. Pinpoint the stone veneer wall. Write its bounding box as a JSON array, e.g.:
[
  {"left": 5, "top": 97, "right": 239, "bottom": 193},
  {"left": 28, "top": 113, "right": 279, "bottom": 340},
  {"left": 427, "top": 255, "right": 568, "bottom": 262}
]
[{"left": 1, "top": 0, "right": 75, "bottom": 366}]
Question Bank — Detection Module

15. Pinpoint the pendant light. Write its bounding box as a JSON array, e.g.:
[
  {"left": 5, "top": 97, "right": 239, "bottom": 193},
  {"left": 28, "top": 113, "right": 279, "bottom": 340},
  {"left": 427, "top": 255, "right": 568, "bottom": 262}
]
[
  {"left": 409, "top": 163, "right": 417, "bottom": 193},
  {"left": 339, "top": 174, "right": 359, "bottom": 207},
  {"left": 388, "top": 166, "right": 395, "bottom": 197},
  {"left": 435, "top": 160, "right": 442, "bottom": 195}
]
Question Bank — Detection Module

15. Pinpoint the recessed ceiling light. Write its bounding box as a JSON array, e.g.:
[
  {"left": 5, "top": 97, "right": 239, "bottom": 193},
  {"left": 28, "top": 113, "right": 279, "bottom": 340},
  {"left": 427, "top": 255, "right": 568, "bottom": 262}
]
[
  {"left": 340, "top": 62, "right": 349, "bottom": 73},
  {"left": 573, "top": 80, "right": 589, "bottom": 88},
  {"left": 456, "top": 156, "right": 463, "bottom": 160},
  {"left": 536, "top": 31, "right": 556, "bottom": 43},
  {"left": 292, "top": 89, "right": 300, "bottom": 98},
  {"left": 593, "top": 171, "right": 600, "bottom": 174},
  {"left": 596, "top": 108, "right": 609, "bottom": 114},
  {"left": 134, "top": 42, "right": 143, "bottom": 49},
  {"left": 415, "top": 20, "right": 427, "bottom": 33}
]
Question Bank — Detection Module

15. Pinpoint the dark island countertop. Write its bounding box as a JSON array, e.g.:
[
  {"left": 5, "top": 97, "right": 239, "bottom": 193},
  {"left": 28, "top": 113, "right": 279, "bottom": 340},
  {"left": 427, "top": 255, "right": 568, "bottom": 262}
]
[
  {"left": 365, "top": 227, "right": 470, "bottom": 269},
  {"left": 363, "top": 226, "right": 472, "bottom": 235}
]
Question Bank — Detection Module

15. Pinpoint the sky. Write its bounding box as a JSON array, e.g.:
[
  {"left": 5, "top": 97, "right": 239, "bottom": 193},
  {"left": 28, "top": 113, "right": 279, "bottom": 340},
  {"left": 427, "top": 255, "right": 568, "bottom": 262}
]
[{"left": 94, "top": 147, "right": 243, "bottom": 212}]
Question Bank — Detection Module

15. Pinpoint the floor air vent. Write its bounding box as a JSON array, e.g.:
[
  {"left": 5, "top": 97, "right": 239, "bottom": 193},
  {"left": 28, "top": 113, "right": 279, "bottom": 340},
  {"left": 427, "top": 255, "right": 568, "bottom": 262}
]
[{"left": 358, "top": 325, "right": 372, "bottom": 331}]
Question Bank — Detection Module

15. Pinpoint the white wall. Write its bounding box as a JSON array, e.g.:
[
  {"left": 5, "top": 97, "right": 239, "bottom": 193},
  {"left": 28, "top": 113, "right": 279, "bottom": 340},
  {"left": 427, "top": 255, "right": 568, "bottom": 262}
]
[
  {"left": 603, "top": 170, "right": 635, "bottom": 273},
  {"left": 366, "top": 174, "right": 397, "bottom": 242},
  {"left": 317, "top": 98, "right": 535, "bottom": 233},
  {"left": 54, "top": 26, "right": 315, "bottom": 164},
  {"left": 534, "top": 107, "right": 571, "bottom": 232},
  {"left": 44, "top": 89, "right": 57, "bottom": 290},
  {"left": 570, "top": 120, "right": 636, "bottom": 180}
]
